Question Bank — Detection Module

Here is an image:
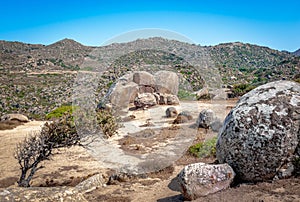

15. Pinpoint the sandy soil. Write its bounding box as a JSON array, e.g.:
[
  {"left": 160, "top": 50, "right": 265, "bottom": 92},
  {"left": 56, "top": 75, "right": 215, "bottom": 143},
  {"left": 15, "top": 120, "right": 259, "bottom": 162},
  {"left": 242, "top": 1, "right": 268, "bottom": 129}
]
[{"left": 1, "top": 99, "right": 300, "bottom": 201}]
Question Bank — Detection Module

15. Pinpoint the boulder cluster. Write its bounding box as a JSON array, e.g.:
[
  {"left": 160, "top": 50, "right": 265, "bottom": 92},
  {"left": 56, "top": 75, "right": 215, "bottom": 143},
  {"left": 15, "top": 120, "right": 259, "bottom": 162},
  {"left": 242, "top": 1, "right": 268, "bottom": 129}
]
[{"left": 105, "top": 71, "right": 180, "bottom": 111}]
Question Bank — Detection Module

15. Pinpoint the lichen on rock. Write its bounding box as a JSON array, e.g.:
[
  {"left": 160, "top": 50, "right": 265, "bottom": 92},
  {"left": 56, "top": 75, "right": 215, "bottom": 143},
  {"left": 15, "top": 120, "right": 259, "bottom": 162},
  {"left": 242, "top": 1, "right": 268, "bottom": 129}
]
[{"left": 217, "top": 80, "right": 300, "bottom": 182}]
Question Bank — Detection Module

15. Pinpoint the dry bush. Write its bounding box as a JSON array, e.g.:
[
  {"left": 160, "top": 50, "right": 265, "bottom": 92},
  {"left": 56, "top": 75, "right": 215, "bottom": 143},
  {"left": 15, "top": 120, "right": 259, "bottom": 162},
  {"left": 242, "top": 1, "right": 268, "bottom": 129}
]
[
  {"left": 96, "top": 109, "right": 119, "bottom": 138},
  {"left": 14, "top": 113, "right": 79, "bottom": 187}
]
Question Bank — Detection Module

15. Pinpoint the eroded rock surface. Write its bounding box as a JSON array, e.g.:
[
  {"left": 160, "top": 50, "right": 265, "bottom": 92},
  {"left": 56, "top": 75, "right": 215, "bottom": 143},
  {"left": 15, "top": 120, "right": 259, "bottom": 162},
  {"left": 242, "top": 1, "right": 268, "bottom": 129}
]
[
  {"left": 176, "top": 162, "right": 235, "bottom": 200},
  {"left": 217, "top": 80, "right": 300, "bottom": 182}
]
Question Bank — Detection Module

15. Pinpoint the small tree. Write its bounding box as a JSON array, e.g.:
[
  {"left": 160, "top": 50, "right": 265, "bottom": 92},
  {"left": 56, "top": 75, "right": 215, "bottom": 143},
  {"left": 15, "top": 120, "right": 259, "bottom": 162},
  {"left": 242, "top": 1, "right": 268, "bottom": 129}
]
[{"left": 14, "top": 113, "right": 79, "bottom": 187}]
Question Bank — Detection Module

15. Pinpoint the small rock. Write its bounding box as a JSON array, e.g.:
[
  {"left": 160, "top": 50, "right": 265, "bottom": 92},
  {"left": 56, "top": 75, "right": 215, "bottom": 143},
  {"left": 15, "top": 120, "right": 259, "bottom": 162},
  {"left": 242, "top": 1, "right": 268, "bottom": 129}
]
[
  {"left": 196, "top": 109, "right": 216, "bottom": 129},
  {"left": 173, "top": 115, "right": 189, "bottom": 124},
  {"left": 166, "top": 107, "right": 178, "bottom": 118},
  {"left": 176, "top": 162, "right": 235, "bottom": 200},
  {"left": 178, "top": 111, "right": 193, "bottom": 120}
]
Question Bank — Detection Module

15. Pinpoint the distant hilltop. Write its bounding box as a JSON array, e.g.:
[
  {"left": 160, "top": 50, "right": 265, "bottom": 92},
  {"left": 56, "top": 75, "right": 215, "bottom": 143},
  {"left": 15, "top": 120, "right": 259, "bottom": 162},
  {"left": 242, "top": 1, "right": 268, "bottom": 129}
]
[{"left": 293, "top": 48, "right": 300, "bottom": 56}]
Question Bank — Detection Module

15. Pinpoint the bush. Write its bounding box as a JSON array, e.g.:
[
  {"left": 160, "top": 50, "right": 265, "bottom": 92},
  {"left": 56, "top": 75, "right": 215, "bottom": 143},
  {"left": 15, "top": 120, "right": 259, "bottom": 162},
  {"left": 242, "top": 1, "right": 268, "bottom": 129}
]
[
  {"left": 14, "top": 113, "right": 79, "bottom": 187},
  {"left": 46, "top": 105, "right": 76, "bottom": 119},
  {"left": 232, "top": 83, "right": 256, "bottom": 96},
  {"left": 294, "top": 78, "right": 300, "bottom": 83},
  {"left": 96, "top": 109, "right": 119, "bottom": 138},
  {"left": 177, "top": 89, "right": 196, "bottom": 100},
  {"left": 189, "top": 137, "right": 217, "bottom": 158}
]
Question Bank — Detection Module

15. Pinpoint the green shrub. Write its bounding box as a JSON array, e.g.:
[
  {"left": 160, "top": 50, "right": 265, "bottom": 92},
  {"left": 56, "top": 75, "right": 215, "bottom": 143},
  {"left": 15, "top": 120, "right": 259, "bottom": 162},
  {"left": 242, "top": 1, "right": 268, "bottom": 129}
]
[
  {"left": 189, "top": 137, "right": 217, "bottom": 158},
  {"left": 96, "top": 109, "right": 119, "bottom": 138},
  {"left": 232, "top": 83, "right": 256, "bottom": 96},
  {"left": 46, "top": 105, "right": 76, "bottom": 119},
  {"left": 177, "top": 89, "right": 196, "bottom": 100}
]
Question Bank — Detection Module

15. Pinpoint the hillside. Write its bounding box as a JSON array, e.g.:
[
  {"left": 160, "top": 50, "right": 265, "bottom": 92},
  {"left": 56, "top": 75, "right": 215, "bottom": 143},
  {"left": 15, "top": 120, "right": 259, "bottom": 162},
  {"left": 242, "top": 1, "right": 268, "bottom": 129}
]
[
  {"left": 0, "top": 38, "right": 93, "bottom": 72},
  {"left": 208, "top": 42, "right": 300, "bottom": 86},
  {"left": 0, "top": 38, "right": 299, "bottom": 119},
  {"left": 293, "top": 48, "right": 300, "bottom": 56}
]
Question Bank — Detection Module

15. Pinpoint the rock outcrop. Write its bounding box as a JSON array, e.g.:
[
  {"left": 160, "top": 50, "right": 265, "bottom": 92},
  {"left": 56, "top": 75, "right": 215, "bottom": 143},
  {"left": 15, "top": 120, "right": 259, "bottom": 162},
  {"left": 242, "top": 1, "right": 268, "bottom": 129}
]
[
  {"left": 106, "top": 71, "right": 180, "bottom": 110},
  {"left": 0, "top": 114, "right": 29, "bottom": 122},
  {"left": 217, "top": 80, "right": 300, "bottom": 182},
  {"left": 176, "top": 162, "right": 235, "bottom": 200}
]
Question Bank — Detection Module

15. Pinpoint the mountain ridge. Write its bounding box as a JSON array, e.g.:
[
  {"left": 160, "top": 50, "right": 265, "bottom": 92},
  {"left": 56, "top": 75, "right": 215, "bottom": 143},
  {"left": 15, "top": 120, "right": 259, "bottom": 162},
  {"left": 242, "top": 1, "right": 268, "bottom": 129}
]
[{"left": 0, "top": 37, "right": 299, "bottom": 119}]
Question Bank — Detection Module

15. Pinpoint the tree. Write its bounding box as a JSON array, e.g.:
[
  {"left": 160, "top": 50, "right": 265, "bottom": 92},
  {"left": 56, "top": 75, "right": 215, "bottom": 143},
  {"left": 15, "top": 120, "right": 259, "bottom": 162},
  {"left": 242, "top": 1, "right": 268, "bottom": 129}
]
[{"left": 14, "top": 113, "right": 79, "bottom": 187}]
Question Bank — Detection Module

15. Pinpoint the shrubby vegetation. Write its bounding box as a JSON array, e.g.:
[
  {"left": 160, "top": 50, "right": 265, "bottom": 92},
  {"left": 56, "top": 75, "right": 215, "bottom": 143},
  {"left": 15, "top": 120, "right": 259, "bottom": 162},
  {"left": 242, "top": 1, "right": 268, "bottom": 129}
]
[
  {"left": 46, "top": 105, "right": 76, "bottom": 119},
  {"left": 15, "top": 107, "right": 120, "bottom": 187},
  {"left": 232, "top": 83, "right": 256, "bottom": 97},
  {"left": 15, "top": 113, "right": 79, "bottom": 187},
  {"left": 189, "top": 137, "right": 217, "bottom": 158},
  {"left": 177, "top": 89, "right": 196, "bottom": 100},
  {"left": 96, "top": 109, "right": 119, "bottom": 138}
]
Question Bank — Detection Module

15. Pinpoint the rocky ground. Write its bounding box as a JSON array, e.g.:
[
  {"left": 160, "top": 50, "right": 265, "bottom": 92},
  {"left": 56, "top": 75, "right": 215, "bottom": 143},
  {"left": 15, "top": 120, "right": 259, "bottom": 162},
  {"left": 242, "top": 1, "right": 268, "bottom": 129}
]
[{"left": 1, "top": 100, "right": 300, "bottom": 201}]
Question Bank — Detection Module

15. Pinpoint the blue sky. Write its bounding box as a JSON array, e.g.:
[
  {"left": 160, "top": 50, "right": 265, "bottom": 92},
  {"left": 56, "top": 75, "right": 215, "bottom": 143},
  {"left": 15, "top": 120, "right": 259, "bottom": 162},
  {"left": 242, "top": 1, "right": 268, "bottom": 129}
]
[{"left": 0, "top": 0, "right": 299, "bottom": 51}]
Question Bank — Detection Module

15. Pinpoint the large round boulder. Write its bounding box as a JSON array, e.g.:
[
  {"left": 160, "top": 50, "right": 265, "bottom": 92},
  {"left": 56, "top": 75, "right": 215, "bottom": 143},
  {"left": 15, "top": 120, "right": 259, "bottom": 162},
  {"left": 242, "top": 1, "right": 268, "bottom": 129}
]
[{"left": 216, "top": 80, "right": 300, "bottom": 182}]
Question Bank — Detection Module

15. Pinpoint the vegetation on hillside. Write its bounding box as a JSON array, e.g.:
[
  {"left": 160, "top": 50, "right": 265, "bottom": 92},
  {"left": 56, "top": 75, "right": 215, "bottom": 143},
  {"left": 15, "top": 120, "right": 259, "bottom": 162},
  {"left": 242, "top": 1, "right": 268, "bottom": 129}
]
[{"left": 0, "top": 38, "right": 299, "bottom": 118}]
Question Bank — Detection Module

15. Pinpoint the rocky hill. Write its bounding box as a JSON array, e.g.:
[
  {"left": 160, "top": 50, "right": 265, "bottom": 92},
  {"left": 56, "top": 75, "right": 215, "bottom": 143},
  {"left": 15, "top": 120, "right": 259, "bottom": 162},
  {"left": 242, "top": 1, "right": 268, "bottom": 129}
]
[
  {"left": 0, "top": 38, "right": 93, "bottom": 72},
  {"left": 0, "top": 38, "right": 299, "bottom": 119},
  {"left": 293, "top": 48, "right": 300, "bottom": 56}
]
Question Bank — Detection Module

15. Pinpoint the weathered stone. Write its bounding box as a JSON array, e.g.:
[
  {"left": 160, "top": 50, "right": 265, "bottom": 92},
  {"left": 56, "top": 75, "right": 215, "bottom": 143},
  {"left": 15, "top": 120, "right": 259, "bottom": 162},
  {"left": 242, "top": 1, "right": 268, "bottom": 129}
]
[
  {"left": 210, "top": 119, "right": 223, "bottom": 132},
  {"left": 133, "top": 71, "right": 155, "bottom": 87},
  {"left": 196, "top": 109, "right": 217, "bottom": 129},
  {"left": 166, "top": 94, "right": 180, "bottom": 105},
  {"left": 76, "top": 174, "right": 105, "bottom": 193},
  {"left": 166, "top": 107, "right": 178, "bottom": 118},
  {"left": 0, "top": 187, "right": 87, "bottom": 202},
  {"left": 1, "top": 114, "right": 29, "bottom": 122},
  {"left": 138, "top": 85, "right": 155, "bottom": 93},
  {"left": 178, "top": 111, "right": 193, "bottom": 120},
  {"left": 196, "top": 87, "right": 211, "bottom": 99},
  {"left": 134, "top": 93, "right": 157, "bottom": 108},
  {"left": 176, "top": 163, "right": 235, "bottom": 200},
  {"left": 173, "top": 114, "right": 189, "bottom": 124},
  {"left": 196, "top": 87, "right": 228, "bottom": 100},
  {"left": 105, "top": 71, "right": 180, "bottom": 110},
  {"left": 217, "top": 80, "right": 300, "bottom": 182},
  {"left": 109, "top": 81, "right": 139, "bottom": 109},
  {"left": 154, "top": 71, "right": 179, "bottom": 95}
]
